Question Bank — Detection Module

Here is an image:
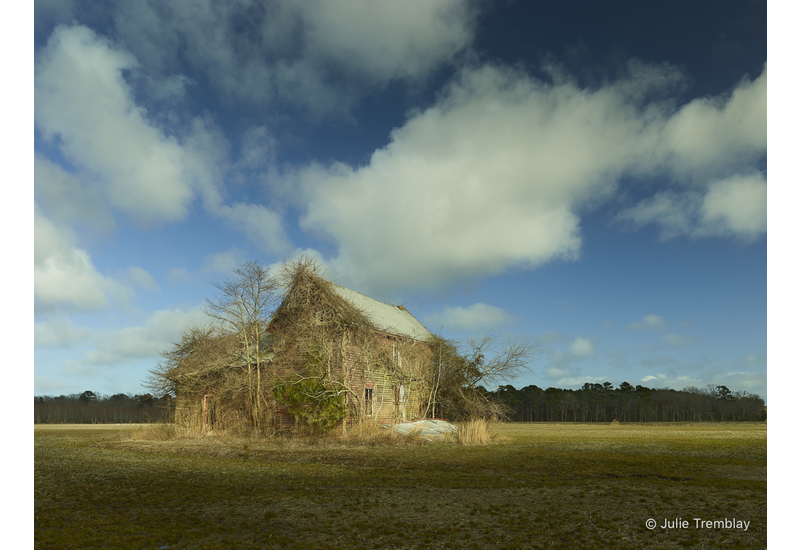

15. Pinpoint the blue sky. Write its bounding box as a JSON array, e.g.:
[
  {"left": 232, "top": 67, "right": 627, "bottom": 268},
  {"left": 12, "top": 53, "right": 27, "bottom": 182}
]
[{"left": 33, "top": 0, "right": 768, "bottom": 403}]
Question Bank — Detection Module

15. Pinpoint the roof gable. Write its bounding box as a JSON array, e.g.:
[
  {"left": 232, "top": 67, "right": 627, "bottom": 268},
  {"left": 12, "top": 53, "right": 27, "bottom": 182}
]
[
  {"left": 270, "top": 270, "right": 432, "bottom": 342},
  {"left": 329, "top": 284, "right": 432, "bottom": 342}
]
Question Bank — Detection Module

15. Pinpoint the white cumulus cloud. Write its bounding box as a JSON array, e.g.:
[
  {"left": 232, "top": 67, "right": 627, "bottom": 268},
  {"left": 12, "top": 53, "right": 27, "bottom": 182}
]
[
  {"left": 294, "top": 61, "right": 767, "bottom": 294},
  {"left": 122, "top": 266, "right": 160, "bottom": 292},
  {"left": 617, "top": 172, "right": 767, "bottom": 241},
  {"left": 34, "top": 24, "right": 290, "bottom": 254},
  {"left": 663, "top": 66, "right": 767, "bottom": 182},
  {"left": 35, "top": 25, "right": 195, "bottom": 225},
  {"left": 701, "top": 173, "right": 767, "bottom": 239},
  {"left": 108, "top": 0, "right": 475, "bottom": 116},
  {"left": 34, "top": 205, "right": 131, "bottom": 314},
  {"left": 569, "top": 337, "right": 595, "bottom": 357},
  {"left": 628, "top": 314, "right": 667, "bottom": 332},
  {"left": 79, "top": 306, "right": 211, "bottom": 367},
  {"left": 423, "top": 303, "right": 516, "bottom": 333}
]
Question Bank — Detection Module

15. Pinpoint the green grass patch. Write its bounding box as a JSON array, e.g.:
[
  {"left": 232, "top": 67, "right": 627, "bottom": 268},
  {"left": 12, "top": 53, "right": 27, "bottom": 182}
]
[{"left": 35, "top": 422, "right": 765, "bottom": 549}]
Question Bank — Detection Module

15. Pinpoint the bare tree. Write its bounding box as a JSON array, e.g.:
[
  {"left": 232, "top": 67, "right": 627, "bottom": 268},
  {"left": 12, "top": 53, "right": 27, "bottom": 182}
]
[
  {"left": 146, "top": 323, "right": 224, "bottom": 397},
  {"left": 203, "top": 260, "right": 281, "bottom": 430},
  {"left": 464, "top": 334, "right": 534, "bottom": 389},
  {"left": 426, "top": 334, "right": 535, "bottom": 420}
]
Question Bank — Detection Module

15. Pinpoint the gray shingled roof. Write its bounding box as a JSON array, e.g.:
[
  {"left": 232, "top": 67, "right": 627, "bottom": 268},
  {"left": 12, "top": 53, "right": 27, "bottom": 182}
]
[{"left": 330, "top": 284, "right": 432, "bottom": 342}]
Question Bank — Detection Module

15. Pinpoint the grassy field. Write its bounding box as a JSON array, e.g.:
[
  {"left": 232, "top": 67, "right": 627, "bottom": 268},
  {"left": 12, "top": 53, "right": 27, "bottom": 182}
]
[{"left": 34, "top": 422, "right": 766, "bottom": 549}]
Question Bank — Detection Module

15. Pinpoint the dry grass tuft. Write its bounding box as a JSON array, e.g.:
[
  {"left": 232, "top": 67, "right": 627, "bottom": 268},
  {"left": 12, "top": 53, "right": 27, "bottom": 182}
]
[
  {"left": 121, "top": 418, "right": 507, "bottom": 449},
  {"left": 454, "top": 418, "right": 506, "bottom": 445},
  {"left": 129, "top": 423, "right": 182, "bottom": 441},
  {"left": 343, "top": 421, "right": 429, "bottom": 447}
]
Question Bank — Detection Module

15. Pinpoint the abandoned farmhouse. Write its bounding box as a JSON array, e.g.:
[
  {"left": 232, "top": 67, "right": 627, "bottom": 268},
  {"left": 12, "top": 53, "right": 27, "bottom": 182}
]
[{"left": 165, "top": 269, "right": 437, "bottom": 434}]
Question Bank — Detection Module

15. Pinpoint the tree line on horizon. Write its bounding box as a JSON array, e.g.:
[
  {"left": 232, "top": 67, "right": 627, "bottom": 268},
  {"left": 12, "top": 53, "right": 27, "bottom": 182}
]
[
  {"left": 34, "top": 382, "right": 765, "bottom": 424},
  {"left": 34, "top": 391, "right": 171, "bottom": 424},
  {"left": 484, "top": 382, "right": 765, "bottom": 422}
]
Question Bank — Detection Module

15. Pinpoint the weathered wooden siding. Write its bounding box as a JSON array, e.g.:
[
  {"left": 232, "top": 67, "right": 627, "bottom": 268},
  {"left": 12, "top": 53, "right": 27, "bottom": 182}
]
[
  {"left": 177, "top": 322, "right": 433, "bottom": 432},
  {"left": 340, "top": 333, "right": 431, "bottom": 423}
]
